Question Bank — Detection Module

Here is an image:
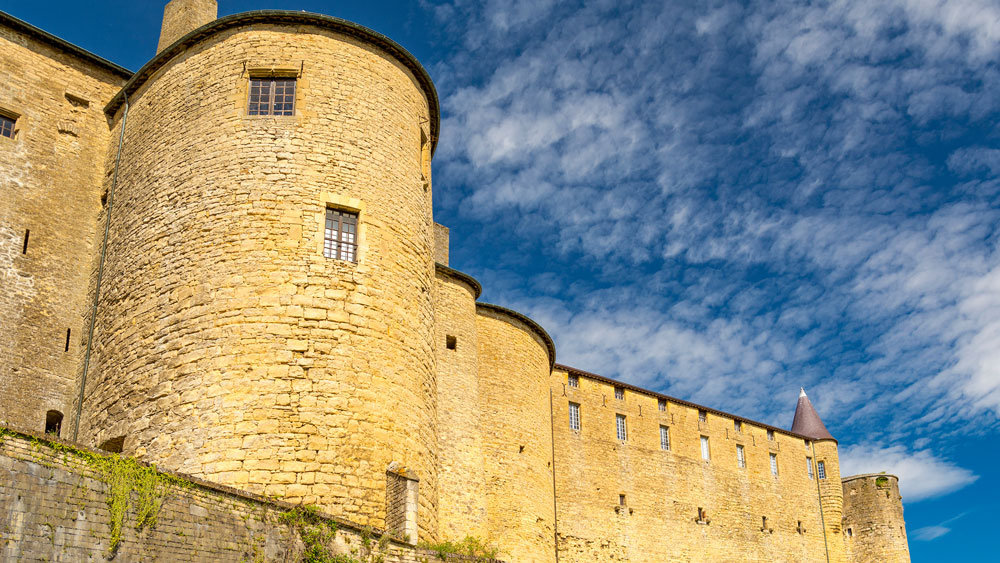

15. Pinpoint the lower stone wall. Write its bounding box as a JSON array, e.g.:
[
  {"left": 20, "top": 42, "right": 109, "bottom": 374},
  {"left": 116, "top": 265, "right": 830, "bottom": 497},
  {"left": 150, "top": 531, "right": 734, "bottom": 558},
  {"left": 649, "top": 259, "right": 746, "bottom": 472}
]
[{"left": 0, "top": 426, "right": 501, "bottom": 563}]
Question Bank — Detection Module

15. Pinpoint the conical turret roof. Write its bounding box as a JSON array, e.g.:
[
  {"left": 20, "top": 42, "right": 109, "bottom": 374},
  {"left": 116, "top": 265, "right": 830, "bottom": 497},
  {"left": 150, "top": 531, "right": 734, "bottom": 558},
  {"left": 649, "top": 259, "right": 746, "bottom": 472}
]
[{"left": 791, "top": 388, "right": 835, "bottom": 441}]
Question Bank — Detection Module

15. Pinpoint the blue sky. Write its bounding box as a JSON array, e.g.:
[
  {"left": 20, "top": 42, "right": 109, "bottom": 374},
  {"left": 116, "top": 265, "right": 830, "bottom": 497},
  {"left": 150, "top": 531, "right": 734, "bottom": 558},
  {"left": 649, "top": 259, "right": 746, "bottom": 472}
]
[{"left": 5, "top": 1, "right": 998, "bottom": 560}]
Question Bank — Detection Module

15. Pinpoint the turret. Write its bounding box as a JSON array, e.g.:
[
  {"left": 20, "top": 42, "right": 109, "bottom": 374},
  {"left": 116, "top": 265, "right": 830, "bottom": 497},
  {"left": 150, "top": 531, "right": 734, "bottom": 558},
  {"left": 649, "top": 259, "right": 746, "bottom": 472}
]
[
  {"left": 842, "top": 474, "right": 911, "bottom": 563},
  {"left": 157, "top": 0, "right": 217, "bottom": 53},
  {"left": 793, "top": 389, "right": 848, "bottom": 563}
]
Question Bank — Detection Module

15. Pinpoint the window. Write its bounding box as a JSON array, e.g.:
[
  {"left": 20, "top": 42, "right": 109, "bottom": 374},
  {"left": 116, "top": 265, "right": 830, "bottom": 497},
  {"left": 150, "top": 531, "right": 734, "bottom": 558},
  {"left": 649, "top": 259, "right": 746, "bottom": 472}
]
[
  {"left": 696, "top": 507, "right": 709, "bottom": 524},
  {"left": 0, "top": 114, "right": 14, "bottom": 138},
  {"left": 324, "top": 208, "right": 358, "bottom": 262},
  {"left": 569, "top": 402, "right": 581, "bottom": 431},
  {"left": 734, "top": 420, "right": 743, "bottom": 433},
  {"left": 446, "top": 335, "right": 457, "bottom": 350},
  {"left": 769, "top": 453, "right": 779, "bottom": 476},
  {"left": 616, "top": 414, "right": 627, "bottom": 441},
  {"left": 614, "top": 386, "right": 624, "bottom": 400},
  {"left": 846, "top": 527, "right": 853, "bottom": 538},
  {"left": 698, "top": 410, "right": 707, "bottom": 422},
  {"left": 658, "top": 398, "right": 666, "bottom": 411},
  {"left": 807, "top": 457, "right": 814, "bottom": 479},
  {"left": 805, "top": 439, "right": 812, "bottom": 450},
  {"left": 660, "top": 426, "right": 670, "bottom": 450},
  {"left": 736, "top": 444, "right": 746, "bottom": 468},
  {"left": 568, "top": 374, "right": 579, "bottom": 388},
  {"left": 619, "top": 494, "right": 626, "bottom": 506},
  {"left": 248, "top": 77, "right": 296, "bottom": 115},
  {"left": 767, "top": 429, "right": 775, "bottom": 441},
  {"left": 45, "top": 410, "right": 63, "bottom": 436},
  {"left": 700, "top": 436, "right": 710, "bottom": 461},
  {"left": 817, "top": 460, "right": 827, "bottom": 480}
]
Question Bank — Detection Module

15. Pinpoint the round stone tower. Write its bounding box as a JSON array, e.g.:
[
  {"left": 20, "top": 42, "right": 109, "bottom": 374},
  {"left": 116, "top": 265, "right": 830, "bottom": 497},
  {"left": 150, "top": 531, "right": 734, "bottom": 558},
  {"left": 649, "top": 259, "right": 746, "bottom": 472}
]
[
  {"left": 842, "top": 474, "right": 911, "bottom": 563},
  {"left": 77, "top": 7, "right": 441, "bottom": 537}
]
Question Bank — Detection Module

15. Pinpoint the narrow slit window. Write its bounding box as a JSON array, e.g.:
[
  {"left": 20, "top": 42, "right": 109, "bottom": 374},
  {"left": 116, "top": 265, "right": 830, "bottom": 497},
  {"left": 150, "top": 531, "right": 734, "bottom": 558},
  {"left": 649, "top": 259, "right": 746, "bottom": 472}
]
[
  {"left": 64, "top": 329, "right": 71, "bottom": 352},
  {"left": 701, "top": 436, "right": 710, "bottom": 461},
  {"left": 807, "top": 457, "right": 814, "bottom": 479},
  {"left": 660, "top": 425, "right": 670, "bottom": 450},
  {"left": 248, "top": 78, "right": 296, "bottom": 116},
  {"left": 619, "top": 494, "right": 626, "bottom": 506},
  {"left": 616, "top": 414, "right": 627, "bottom": 441},
  {"left": 22, "top": 230, "right": 29, "bottom": 254},
  {"left": 569, "top": 402, "right": 581, "bottom": 431},
  {"left": 736, "top": 444, "right": 746, "bottom": 468},
  {"left": 45, "top": 410, "right": 63, "bottom": 436},
  {"left": 324, "top": 208, "right": 358, "bottom": 262},
  {"left": 0, "top": 114, "right": 15, "bottom": 138},
  {"left": 770, "top": 453, "right": 779, "bottom": 476}
]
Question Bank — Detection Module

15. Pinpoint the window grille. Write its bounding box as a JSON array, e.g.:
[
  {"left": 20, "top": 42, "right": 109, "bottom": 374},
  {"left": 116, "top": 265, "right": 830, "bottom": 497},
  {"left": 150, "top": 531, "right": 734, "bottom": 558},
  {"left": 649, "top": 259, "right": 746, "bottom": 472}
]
[
  {"left": 0, "top": 114, "right": 14, "bottom": 138},
  {"left": 807, "top": 457, "right": 814, "bottom": 479},
  {"left": 616, "top": 414, "right": 627, "bottom": 441},
  {"left": 614, "top": 386, "right": 624, "bottom": 400},
  {"left": 817, "top": 460, "right": 827, "bottom": 480},
  {"left": 569, "top": 402, "right": 581, "bottom": 431},
  {"left": 700, "top": 436, "right": 710, "bottom": 460},
  {"left": 324, "top": 208, "right": 358, "bottom": 262},
  {"left": 770, "top": 453, "right": 779, "bottom": 476},
  {"left": 248, "top": 78, "right": 296, "bottom": 116},
  {"left": 660, "top": 426, "right": 670, "bottom": 450},
  {"left": 568, "top": 374, "right": 579, "bottom": 388},
  {"left": 737, "top": 444, "right": 746, "bottom": 468}
]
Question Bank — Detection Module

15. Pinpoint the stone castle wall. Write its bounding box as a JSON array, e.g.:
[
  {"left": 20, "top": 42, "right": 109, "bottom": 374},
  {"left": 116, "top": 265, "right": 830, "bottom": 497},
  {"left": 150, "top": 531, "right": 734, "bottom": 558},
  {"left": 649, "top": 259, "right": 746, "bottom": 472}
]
[
  {"left": 76, "top": 22, "right": 440, "bottom": 538},
  {"left": 552, "top": 366, "right": 839, "bottom": 563},
  {"left": 842, "top": 474, "right": 910, "bottom": 563},
  {"left": 0, "top": 19, "right": 126, "bottom": 437}
]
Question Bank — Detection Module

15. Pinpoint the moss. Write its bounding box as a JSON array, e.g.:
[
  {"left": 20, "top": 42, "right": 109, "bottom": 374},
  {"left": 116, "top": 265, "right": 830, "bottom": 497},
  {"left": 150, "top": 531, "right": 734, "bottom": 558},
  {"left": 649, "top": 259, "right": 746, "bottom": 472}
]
[{"left": 418, "top": 536, "right": 499, "bottom": 561}]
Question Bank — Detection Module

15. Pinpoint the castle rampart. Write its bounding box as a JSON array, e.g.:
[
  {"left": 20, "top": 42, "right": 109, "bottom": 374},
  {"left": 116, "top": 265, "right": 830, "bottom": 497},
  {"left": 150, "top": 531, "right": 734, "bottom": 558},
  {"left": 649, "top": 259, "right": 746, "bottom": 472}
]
[{"left": 842, "top": 474, "right": 910, "bottom": 563}]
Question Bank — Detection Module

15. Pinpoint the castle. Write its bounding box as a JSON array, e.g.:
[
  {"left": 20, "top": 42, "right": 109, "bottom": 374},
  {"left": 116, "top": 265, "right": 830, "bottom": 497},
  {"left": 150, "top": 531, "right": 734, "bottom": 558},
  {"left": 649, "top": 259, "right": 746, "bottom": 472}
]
[{"left": 0, "top": 1, "right": 910, "bottom": 561}]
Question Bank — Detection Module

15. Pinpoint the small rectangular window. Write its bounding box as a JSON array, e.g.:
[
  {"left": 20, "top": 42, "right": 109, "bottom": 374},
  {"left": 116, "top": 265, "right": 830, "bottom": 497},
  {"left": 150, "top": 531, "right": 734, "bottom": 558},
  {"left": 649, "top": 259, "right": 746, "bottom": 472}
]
[
  {"left": 446, "top": 335, "right": 457, "bottom": 350},
  {"left": 770, "top": 453, "right": 779, "bottom": 476},
  {"left": 658, "top": 398, "right": 666, "bottom": 411},
  {"left": 614, "top": 386, "right": 624, "bottom": 400},
  {"left": 700, "top": 436, "right": 710, "bottom": 461},
  {"left": 734, "top": 420, "right": 742, "bottom": 433},
  {"left": 804, "top": 439, "right": 811, "bottom": 450},
  {"left": 619, "top": 494, "right": 626, "bottom": 506},
  {"left": 698, "top": 410, "right": 707, "bottom": 422},
  {"left": 807, "top": 456, "right": 814, "bottom": 479},
  {"left": 660, "top": 425, "right": 670, "bottom": 450},
  {"left": 324, "top": 208, "right": 358, "bottom": 262},
  {"left": 616, "top": 414, "right": 627, "bottom": 441},
  {"left": 817, "top": 460, "right": 827, "bottom": 480},
  {"left": 248, "top": 78, "right": 296, "bottom": 116},
  {"left": 569, "top": 402, "right": 581, "bottom": 431},
  {"left": 767, "top": 429, "right": 775, "bottom": 441},
  {"left": 0, "top": 114, "right": 15, "bottom": 138},
  {"left": 568, "top": 374, "right": 579, "bottom": 388},
  {"left": 736, "top": 444, "right": 746, "bottom": 468}
]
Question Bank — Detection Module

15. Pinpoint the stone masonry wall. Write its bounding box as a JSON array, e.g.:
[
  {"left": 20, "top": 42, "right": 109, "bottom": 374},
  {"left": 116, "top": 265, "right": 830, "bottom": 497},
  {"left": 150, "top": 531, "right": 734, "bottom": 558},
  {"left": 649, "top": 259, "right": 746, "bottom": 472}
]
[
  {"left": 842, "top": 474, "right": 910, "bottom": 563},
  {"left": 0, "top": 21, "right": 125, "bottom": 436},
  {"left": 77, "top": 23, "right": 439, "bottom": 538},
  {"left": 0, "top": 426, "right": 503, "bottom": 563},
  {"left": 475, "top": 307, "right": 557, "bottom": 563},
  {"left": 552, "top": 366, "right": 838, "bottom": 562}
]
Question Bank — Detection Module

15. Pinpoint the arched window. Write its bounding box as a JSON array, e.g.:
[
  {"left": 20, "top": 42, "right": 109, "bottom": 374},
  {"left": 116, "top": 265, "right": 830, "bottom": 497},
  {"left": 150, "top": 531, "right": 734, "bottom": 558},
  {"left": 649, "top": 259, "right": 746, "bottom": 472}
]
[{"left": 44, "top": 410, "right": 63, "bottom": 437}]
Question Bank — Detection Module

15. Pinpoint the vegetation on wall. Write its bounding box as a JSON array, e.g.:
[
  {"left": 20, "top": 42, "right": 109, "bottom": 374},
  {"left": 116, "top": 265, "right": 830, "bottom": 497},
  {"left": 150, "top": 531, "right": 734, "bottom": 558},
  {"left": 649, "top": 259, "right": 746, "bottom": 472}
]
[{"left": 418, "top": 536, "right": 500, "bottom": 561}]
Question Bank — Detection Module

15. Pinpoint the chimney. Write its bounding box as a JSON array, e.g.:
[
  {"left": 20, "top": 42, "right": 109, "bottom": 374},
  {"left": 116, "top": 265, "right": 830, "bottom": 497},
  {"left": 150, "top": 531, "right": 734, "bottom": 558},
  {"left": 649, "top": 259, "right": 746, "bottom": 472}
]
[{"left": 157, "top": 0, "right": 218, "bottom": 53}]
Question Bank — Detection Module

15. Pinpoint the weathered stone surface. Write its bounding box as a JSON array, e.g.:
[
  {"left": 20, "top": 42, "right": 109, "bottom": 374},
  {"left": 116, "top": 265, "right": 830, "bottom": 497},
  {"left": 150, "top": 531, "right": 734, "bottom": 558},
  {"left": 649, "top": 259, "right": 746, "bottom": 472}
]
[{"left": 842, "top": 474, "right": 910, "bottom": 563}]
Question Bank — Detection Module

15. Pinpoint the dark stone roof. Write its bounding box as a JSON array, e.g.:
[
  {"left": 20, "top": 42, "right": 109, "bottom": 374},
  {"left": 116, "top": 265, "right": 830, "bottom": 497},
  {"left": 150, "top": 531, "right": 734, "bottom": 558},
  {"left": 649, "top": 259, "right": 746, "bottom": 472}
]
[{"left": 791, "top": 388, "right": 835, "bottom": 441}]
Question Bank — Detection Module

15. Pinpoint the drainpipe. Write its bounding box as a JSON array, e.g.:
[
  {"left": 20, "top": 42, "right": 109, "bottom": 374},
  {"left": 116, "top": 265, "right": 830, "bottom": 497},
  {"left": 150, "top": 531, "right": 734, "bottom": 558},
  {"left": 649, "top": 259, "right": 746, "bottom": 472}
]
[{"left": 73, "top": 94, "right": 129, "bottom": 441}]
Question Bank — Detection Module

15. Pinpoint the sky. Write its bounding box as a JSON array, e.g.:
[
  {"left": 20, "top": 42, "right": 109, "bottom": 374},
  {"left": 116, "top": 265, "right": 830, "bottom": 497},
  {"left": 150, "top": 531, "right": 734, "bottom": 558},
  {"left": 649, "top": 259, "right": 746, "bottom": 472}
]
[{"left": 3, "top": 1, "right": 998, "bottom": 560}]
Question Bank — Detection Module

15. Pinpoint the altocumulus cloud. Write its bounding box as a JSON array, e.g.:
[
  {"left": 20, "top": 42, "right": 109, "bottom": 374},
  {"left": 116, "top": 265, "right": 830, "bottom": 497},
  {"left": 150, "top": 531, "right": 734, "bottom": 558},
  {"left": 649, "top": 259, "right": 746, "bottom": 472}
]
[
  {"left": 426, "top": 0, "right": 997, "bottom": 502},
  {"left": 840, "top": 445, "right": 978, "bottom": 502}
]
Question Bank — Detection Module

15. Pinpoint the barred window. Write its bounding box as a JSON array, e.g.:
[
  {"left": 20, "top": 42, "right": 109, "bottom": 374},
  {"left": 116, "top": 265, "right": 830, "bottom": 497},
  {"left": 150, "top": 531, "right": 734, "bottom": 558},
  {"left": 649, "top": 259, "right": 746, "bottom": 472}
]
[
  {"left": 568, "top": 374, "right": 579, "bottom": 388},
  {"left": 616, "top": 414, "right": 627, "bottom": 441},
  {"left": 737, "top": 444, "right": 746, "bottom": 468},
  {"left": 817, "top": 460, "right": 827, "bottom": 480},
  {"left": 807, "top": 457, "right": 815, "bottom": 479},
  {"left": 770, "top": 453, "right": 779, "bottom": 476},
  {"left": 569, "top": 402, "right": 581, "bottom": 431},
  {"left": 324, "top": 208, "right": 358, "bottom": 262},
  {"left": 0, "top": 114, "right": 14, "bottom": 138},
  {"left": 248, "top": 78, "right": 296, "bottom": 116},
  {"left": 660, "top": 425, "right": 670, "bottom": 450},
  {"left": 700, "top": 436, "right": 710, "bottom": 460},
  {"left": 614, "top": 386, "right": 624, "bottom": 400}
]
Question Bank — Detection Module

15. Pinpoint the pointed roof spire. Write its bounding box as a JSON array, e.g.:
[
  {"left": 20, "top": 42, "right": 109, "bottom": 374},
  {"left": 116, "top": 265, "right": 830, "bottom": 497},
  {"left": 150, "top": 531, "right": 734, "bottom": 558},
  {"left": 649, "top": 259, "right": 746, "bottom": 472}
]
[{"left": 791, "top": 388, "right": 835, "bottom": 441}]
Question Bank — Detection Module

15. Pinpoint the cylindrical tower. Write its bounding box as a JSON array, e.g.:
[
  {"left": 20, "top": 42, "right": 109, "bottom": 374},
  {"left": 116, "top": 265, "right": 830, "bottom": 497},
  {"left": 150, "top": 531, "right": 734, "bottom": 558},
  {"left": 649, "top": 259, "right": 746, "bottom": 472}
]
[
  {"left": 78, "top": 12, "right": 441, "bottom": 537},
  {"left": 476, "top": 303, "right": 557, "bottom": 563},
  {"left": 813, "top": 440, "right": 848, "bottom": 563},
  {"left": 842, "top": 474, "right": 910, "bottom": 563}
]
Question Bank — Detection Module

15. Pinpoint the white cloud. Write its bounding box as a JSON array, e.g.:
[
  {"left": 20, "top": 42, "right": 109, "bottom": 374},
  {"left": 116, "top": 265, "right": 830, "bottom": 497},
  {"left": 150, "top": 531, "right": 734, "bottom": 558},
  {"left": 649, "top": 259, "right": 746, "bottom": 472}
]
[
  {"left": 840, "top": 445, "right": 978, "bottom": 502},
  {"left": 913, "top": 525, "right": 951, "bottom": 541}
]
